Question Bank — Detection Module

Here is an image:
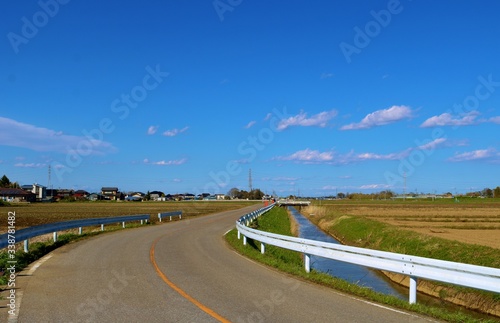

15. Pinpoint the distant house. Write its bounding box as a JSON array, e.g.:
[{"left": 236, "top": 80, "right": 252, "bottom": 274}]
[
  {"left": 101, "top": 187, "right": 121, "bottom": 200},
  {"left": 74, "top": 190, "right": 89, "bottom": 199},
  {"left": 125, "top": 192, "right": 145, "bottom": 201},
  {"left": 21, "top": 183, "right": 46, "bottom": 201},
  {"left": 125, "top": 195, "right": 142, "bottom": 202},
  {"left": 149, "top": 191, "right": 165, "bottom": 201},
  {"left": 0, "top": 188, "right": 36, "bottom": 203},
  {"left": 88, "top": 193, "right": 105, "bottom": 201},
  {"left": 57, "top": 189, "right": 75, "bottom": 199},
  {"left": 215, "top": 194, "right": 226, "bottom": 200}
]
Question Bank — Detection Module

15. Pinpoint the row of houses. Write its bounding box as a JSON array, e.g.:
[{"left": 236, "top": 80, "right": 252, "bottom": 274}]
[{"left": 0, "top": 184, "right": 226, "bottom": 203}]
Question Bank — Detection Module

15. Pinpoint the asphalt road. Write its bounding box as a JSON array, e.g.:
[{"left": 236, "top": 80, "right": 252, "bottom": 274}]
[{"left": 8, "top": 205, "right": 436, "bottom": 322}]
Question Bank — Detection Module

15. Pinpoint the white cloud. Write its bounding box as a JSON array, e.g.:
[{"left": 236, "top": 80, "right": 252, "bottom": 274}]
[
  {"left": 416, "top": 138, "right": 448, "bottom": 150},
  {"left": 147, "top": 125, "right": 159, "bottom": 135},
  {"left": 0, "top": 116, "right": 116, "bottom": 154},
  {"left": 340, "top": 105, "right": 413, "bottom": 130},
  {"left": 420, "top": 111, "right": 478, "bottom": 128},
  {"left": 489, "top": 116, "right": 500, "bottom": 124},
  {"left": 356, "top": 151, "right": 406, "bottom": 161},
  {"left": 144, "top": 158, "right": 187, "bottom": 165},
  {"left": 359, "top": 184, "right": 391, "bottom": 190},
  {"left": 277, "top": 110, "right": 338, "bottom": 131},
  {"left": 274, "top": 138, "right": 456, "bottom": 165},
  {"left": 245, "top": 121, "right": 256, "bottom": 129},
  {"left": 14, "top": 162, "right": 47, "bottom": 168},
  {"left": 275, "top": 148, "right": 334, "bottom": 163},
  {"left": 163, "top": 126, "right": 189, "bottom": 137},
  {"left": 320, "top": 72, "right": 334, "bottom": 79},
  {"left": 448, "top": 148, "right": 499, "bottom": 162},
  {"left": 262, "top": 176, "right": 299, "bottom": 182}
]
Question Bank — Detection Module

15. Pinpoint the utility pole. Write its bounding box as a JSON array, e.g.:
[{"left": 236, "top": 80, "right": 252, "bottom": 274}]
[
  {"left": 403, "top": 172, "right": 406, "bottom": 200},
  {"left": 248, "top": 168, "right": 253, "bottom": 192},
  {"left": 48, "top": 165, "right": 52, "bottom": 198}
]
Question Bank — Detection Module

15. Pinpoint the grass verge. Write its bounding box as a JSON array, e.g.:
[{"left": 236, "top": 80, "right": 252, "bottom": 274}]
[{"left": 225, "top": 206, "right": 498, "bottom": 323}]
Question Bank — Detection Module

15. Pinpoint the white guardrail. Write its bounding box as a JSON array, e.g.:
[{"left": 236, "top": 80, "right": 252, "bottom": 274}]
[
  {"left": 236, "top": 204, "right": 500, "bottom": 304},
  {"left": 158, "top": 211, "right": 182, "bottom": 222},
  {"left": 0, "top": 214, "right": 150, "bottom": 252}
]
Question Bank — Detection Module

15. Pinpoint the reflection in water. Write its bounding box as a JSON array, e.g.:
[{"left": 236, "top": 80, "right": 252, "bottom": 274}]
[{"left": 288, "top": 207, "right": 407, "bottom": 300}]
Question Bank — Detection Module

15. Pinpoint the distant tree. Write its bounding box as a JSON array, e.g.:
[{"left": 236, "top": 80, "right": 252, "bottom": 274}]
[
  {"left": 249, "top": 189, "right": 264, "bottom": 200},
  {"left": 482, "top": 188, "right": 493, "bottom": 198},
  {"left": 0, "top": 175, "right": 11, "bottom": 188},
  {"left": 238, "top": 190, "right": 249, "bottom": 199},
  {"left": 494, "top": 187, "right": 500, "bottom": 198},
  {"left": 336, "top": 192, "right": 346, "bottom": 199},
  {"left": 228, "top": 187, "right": 240, "bottom": 199}
]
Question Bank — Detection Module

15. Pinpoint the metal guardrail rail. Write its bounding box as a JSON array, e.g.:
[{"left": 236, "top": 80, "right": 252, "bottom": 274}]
[
  {"left": 158, "top": 211, "right": 182, "bottom": 222},
  {"left": 236, "top": 204, "right": 500, "bottom": 304},
  {"left": 0, "top": 214, "right": 150, "bottom": 252}
]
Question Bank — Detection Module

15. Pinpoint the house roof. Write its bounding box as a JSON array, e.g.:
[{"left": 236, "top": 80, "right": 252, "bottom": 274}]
[
  {"left": 102, "top": 187, "right": 119, "bottom": 191},
  {"left": 0, "top": 188, "right": 33, "bottom": 196}
]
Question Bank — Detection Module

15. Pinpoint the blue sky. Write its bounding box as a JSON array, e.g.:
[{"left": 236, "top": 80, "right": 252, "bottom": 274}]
[{"left": 1, "top": 0, "right": 500, "bottom": 196}]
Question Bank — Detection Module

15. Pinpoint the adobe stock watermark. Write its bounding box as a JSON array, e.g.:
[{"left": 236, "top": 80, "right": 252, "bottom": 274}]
[
  {"left": 235, "top": 275, "right": 300, "bottom": 322},
  {"left": 194, "top": 106, "right": 290, "bottom": 195},
  {"left": 7, "top": 0, "right": 71, "bottom": 54},
  {"left": 52, "top": 64, "right": 169, "bottom": 182},
  {"left": 339, "top": 0, "right": 406, "bottom": 64},
  {"left": 213, "top": 0, "right": 242, "bottom": 21},
  {"left": 76, "top": 269, "right": 135, "bottom": 322},
  {"left": 384, "top": 74, "right": 500, "bottom": 188}
]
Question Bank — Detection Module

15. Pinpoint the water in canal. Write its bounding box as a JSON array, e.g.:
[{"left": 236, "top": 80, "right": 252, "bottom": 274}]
[{"left": 287, "top": 206, "right": 407, "bottom": 300}]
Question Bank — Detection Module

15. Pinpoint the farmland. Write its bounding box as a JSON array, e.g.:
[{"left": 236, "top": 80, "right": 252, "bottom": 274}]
[
  {"left": 0, "top": 200, "right": 261, "bottom": 234},
  {"left": 303, "top": 198, "right": 500, "bottom": 249},
  {"left": 299, "top": 198, "right": 500, "bottom": 317}
]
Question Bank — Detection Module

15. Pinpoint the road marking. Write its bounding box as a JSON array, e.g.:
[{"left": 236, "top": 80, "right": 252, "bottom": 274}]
[{"left": 149, "top": 236, "right": 231, "bottom": 323}]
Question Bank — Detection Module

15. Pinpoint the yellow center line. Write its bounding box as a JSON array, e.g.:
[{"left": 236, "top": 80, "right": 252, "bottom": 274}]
[{"left": 150, "top": 236, "right": 231, "bottom": 323}]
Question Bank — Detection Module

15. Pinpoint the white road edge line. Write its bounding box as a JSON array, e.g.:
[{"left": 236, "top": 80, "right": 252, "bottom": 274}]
[{"left": 9, "top": 254, "right": 53, "bottom": 323}]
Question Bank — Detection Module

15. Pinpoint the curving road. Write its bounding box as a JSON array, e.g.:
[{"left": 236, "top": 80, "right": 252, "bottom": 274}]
[{"left": 10, "top": 205, "right": 436, "bottom": 322}]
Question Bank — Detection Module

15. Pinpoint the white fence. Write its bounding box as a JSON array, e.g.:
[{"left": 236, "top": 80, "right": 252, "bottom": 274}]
[{"left": 236, "top": 205, "right": 500, "bottom": 304}]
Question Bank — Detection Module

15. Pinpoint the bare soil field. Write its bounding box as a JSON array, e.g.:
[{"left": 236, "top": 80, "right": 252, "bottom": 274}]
[{"left": 337, "top": 201, "right": 500, "bottom": 249}]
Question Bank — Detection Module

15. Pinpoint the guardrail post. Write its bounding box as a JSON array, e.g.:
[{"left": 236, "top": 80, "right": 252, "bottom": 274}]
[
  {"left": 101, "top": 224, "right": 104, "bottom": 231},
  {"left": 409, "top": 276, "right": 417, "bottom": 304},
  {"left": 122, "top": 222, "right": 126, "bottom": 228},
  {"left": 179, "top": 213, "right": 182, "bottom": 220},
  {"left": 243, "top": 235, "right": 247, "bottom": 246},
  {"left": 24, "top": 240, "right": 29, "bottom": 253},
  {"left": 261, "top": 242, "right": 265, "bottom": 254},
  {"left": 53, "top": 231, "right": 58, "bottom": 242},
  {"left": 79, "top": 227, "right": 82, "bottom": 235},
  {"left": 304, "top": 254, "right": 311, "bottom": 273},
  {"left": 237, "top": 230, "right": 241, "bottom": 240}
]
